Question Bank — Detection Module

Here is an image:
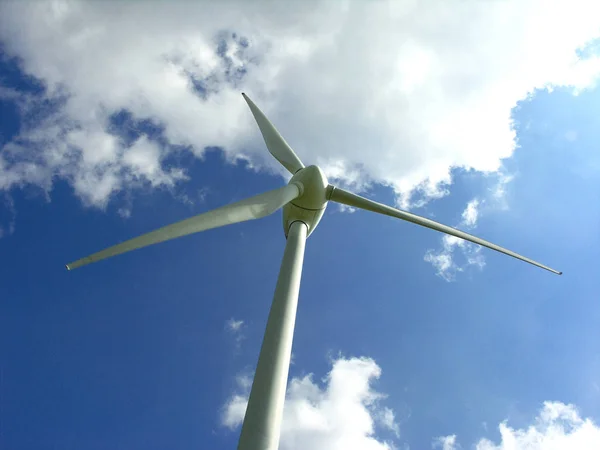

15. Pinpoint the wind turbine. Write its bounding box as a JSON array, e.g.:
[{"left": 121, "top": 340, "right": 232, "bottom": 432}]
[{"left": 66, "top": 93, "right": 561, "bottom": 450}]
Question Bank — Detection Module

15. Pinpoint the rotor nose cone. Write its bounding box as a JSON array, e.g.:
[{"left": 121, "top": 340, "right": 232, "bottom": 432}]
[
  {"left": 300, "top": 165, "right": 328, "bottom": 189},
  {"left": 289, "top": 165, "right": 329, "bottom": 210}
]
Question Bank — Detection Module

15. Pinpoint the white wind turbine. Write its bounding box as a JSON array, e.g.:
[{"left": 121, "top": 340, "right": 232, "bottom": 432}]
[{"left": 66, "top": 93, "right": 561, "bottom": 450}]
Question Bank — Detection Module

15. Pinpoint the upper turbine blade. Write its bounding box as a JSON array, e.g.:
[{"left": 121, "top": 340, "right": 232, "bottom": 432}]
[
  {"left": 66, "top": 183, "right": 301, "bottom": 271},
  {"left": 329, "top": 186, "right": 562, "bottom": 275},
  {"left": 242, "top": 93, "right": 305, "bottom": 174}
]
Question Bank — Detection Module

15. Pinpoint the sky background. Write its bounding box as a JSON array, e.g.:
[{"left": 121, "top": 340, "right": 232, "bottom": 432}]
[{"left": 1, "top": 1, "right": 600, "bottom": 449}]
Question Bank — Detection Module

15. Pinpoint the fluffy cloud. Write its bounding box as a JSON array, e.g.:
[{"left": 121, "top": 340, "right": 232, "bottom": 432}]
[
  {"left": 425, "top": 198, "right": 485, "bottom": 281},
  {"left": 438, "top": 401, "right": 600, "bottom": 449},
  {"left": 222, "top": 356, "right": 399, "bottom": 450},
  {"left": 223, "top": 356, "right": 600, "bottom": 450},
  {"left": 461, "top": 199, "right": 480, "bottom": 228},
  {"left": 433, "top": 435, "right": 458, "bottom": 450},
  {"left": 1, "top": 0, "right": 600, "bottom": 210}
]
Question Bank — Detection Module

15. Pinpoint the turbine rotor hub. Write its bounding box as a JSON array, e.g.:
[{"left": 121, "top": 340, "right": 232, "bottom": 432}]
[{"left": 283, "top": 165, "right": 329, "bottom": 237}]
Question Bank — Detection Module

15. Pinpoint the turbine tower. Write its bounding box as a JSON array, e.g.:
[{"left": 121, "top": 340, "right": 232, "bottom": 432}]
[{"left": 66, "top": 93, "right": 561, "bottom": 450}]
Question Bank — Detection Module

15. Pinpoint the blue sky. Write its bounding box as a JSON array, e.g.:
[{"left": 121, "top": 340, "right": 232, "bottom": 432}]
[{"left": 2, "top": 2, "right": 600, "bottom": 450}]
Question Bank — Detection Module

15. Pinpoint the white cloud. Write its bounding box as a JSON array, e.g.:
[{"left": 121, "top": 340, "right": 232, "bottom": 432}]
[
  {"left": 424, "top": 251, "right": 456, "bottom": 280},
  {"left": 222, "top": 356, "right": 399, "bottom": 449},
  {"left": 117, "top": 207, "right": 131, "bottom": 219},
  {"left": 221, "top": 371, "right": 255, "bottom": 430},
  {"left": 1, "top": 0, "right": 600, "bottom": 211},
  {"left": 223, "top": 364, "right": 600, "bottom": 450},
  {"left": 225, "top": 317, "right": 245, "bottom": 351},
  {"left": 226, "top": 318, "right": 244, "bottom": 333},
  {"left": 489, "top": 173, "right": 515, "bottom": 210},
  {"left": 461, "top": 199, "right": 480, "bottom": 228},
  {"left": 444, "top": 401, "right": 600, "bottom": 450},
  {"left": 235, "top": 373, "right": 253, "bottom": 391},
  {"left": 433, "top": 435, "right": 458, "bottom": 450},
  {"left": 424, "top": 197, "right": 485, "bottom": 281},
  {"left": 377, "top": 407, "right": 400, "bottom": 438},
  {"left": 222, "top": 393, "right": 248, "bottom": 430},
  {"left": 337, "top": 204, "right": 357, "bottom": 214}
]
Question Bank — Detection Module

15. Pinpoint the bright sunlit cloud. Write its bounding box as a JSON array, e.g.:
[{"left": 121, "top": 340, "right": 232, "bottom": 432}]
[
  {"left": 438, "top": 401, "right": 600, "bottom": 449},
  {"left": 222, "top": 356, "right": 399, "bottom": 450},
  {"left": 1, "top": 0, "right": 600, "bottom": 210}
]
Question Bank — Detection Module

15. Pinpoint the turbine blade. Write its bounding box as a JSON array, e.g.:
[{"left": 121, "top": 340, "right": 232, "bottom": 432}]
[
  {"left": 66, "top": 183, "right": 301, "bottom": 271},
  {"left": 242, "top": 93, "right": 305, "bottom": 174},
  {"left": 328, "top": 186, "right": 562, "bottom": 275}
]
